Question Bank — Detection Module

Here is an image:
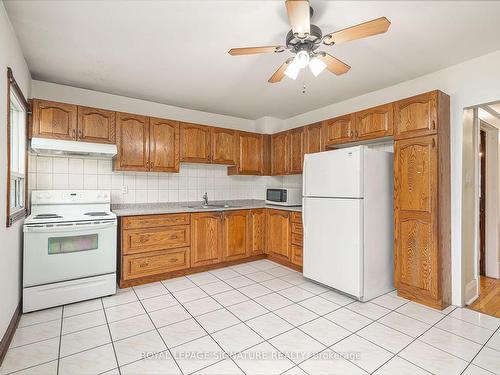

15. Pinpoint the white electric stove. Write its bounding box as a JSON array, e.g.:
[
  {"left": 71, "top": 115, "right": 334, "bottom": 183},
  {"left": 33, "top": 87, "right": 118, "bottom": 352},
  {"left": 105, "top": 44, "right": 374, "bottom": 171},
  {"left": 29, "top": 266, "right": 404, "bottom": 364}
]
[{"left": 23, "top": 190, "right": 117, "bottom": 313}]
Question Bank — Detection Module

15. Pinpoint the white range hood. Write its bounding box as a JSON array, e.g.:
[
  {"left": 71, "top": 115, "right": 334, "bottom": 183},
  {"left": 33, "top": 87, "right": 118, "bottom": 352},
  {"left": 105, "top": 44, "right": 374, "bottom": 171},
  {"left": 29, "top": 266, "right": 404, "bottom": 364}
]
[{"left": 30, "top": 138, "right": 117, "bottom": 157}]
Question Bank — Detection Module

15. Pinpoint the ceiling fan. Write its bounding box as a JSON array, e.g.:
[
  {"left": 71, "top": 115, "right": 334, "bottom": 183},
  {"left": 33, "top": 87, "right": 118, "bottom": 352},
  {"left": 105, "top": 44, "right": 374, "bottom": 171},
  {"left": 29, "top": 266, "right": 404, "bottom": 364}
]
[{"left": 228, "top": 0, "right": 391, "bottom": 83}]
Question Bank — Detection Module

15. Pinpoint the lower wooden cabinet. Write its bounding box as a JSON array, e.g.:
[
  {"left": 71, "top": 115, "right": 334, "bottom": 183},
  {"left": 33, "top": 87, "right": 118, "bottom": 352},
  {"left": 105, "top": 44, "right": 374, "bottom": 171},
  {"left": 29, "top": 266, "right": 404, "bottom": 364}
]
[
  {"left": 222, "top": 210, "right": 250, "bottom": 261},
  {"left": 291, "top": 212, "right": 303, "bottom": 266},
  {"left": 191, "top": 212, "right": 223, "bottom": 267},
  {"left": 123, "top": 248, "right": 190, "bottom": 280},
  {"left": 250, "top": 209, "right": 266, "bottom": 255},
  {"left": 267, "top": 209, "right": 291, "bottom": 260}
]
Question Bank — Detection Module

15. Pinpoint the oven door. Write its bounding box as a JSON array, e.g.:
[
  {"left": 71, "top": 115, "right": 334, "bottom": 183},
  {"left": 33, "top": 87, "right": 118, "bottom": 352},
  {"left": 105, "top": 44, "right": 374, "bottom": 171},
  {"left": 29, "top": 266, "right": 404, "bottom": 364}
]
[{"left": 23, "top": 220, "right": 117, "bottom": 287}]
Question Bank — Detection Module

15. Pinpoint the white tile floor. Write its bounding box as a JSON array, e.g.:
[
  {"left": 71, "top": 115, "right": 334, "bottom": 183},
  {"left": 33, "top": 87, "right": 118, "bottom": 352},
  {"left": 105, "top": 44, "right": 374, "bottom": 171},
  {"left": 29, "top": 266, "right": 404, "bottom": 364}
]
[{"left": 2, "top": 259, "right": 500, "bottom": 375}]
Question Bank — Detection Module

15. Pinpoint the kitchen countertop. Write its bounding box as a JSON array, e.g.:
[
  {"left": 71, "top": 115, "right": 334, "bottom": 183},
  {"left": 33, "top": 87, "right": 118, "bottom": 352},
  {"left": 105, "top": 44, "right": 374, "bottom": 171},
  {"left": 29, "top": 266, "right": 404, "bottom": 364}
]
[{"left": 112, "top": 199, "right": 302, "bottom": 217}]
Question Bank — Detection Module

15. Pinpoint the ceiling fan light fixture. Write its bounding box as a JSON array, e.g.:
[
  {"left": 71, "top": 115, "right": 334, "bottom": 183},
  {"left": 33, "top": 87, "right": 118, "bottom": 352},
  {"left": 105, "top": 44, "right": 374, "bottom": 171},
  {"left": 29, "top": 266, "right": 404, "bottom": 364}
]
[
  {"left": 295, "top": 50, "right": 310, "bottom": 69},
  {"left": 309, "top": 56, "right": 326, "bottom": 76},
  {"left": 284, "top": 58, "right": 301, "bottom": 80}
]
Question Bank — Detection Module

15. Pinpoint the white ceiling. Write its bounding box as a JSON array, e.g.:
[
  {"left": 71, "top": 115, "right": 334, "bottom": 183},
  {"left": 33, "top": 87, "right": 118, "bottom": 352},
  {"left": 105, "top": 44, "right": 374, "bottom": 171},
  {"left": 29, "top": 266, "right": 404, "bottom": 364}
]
[{"left": 5, "top": 1, "right": 500, "bottom": 120}]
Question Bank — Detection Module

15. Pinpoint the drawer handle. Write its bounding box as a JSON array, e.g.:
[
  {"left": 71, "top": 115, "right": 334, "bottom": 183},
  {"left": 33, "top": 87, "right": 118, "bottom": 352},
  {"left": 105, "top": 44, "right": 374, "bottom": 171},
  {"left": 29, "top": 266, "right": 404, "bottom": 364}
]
[
  {"left": 139, "top": 237, "right": 148, "bottom": 243},
  {"left": 169, "top": 258, "right": 179, "bottom": 263},
  {"left": 169, "top": 235, "right": 178, "bottom": 240},
  {"left": 139, "top": 262, "right": 149, "bottom": 268},
  {"left": 432, "top": 120, "right": 436, "bottom": 130}
]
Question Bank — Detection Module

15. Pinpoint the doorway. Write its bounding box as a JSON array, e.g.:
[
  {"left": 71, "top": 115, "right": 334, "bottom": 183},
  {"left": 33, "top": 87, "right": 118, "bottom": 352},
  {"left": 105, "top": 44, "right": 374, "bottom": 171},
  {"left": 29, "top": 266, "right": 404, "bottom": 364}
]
[{"left": 463, "top": 104, "right": 500, "bottom": 318}]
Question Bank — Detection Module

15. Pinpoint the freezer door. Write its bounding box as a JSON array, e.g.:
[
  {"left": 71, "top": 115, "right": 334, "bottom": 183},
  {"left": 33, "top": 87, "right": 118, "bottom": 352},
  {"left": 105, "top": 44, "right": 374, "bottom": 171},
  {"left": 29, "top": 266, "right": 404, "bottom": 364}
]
[
  {"left": 303, "top": 197, "right": 363, "bottom": 298},
  {"left": 303, "top": 146, "right": 363, "bottom": 198}
]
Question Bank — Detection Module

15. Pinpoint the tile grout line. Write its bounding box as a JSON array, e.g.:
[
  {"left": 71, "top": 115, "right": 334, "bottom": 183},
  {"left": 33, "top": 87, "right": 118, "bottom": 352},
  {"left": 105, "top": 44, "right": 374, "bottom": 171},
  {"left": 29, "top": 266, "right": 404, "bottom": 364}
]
[
  {"left": 459, "top": 325, "right": 500, "bottom": 375},
  {"left": 129, "top": 287, "right": 185, "bottom": 375},
  {"left": 56, "top": 306, "right": 64, "bottom": 375},
  {"left": 100, "top": 297, "right": 123, "bottom": 375}
]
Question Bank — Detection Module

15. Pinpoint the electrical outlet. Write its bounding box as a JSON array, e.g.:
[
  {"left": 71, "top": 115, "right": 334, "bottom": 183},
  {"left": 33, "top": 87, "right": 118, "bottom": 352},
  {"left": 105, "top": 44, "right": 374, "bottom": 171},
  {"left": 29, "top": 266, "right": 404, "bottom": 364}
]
[{"left": 121, "top": 186, "right": 128, "bottom": 194}]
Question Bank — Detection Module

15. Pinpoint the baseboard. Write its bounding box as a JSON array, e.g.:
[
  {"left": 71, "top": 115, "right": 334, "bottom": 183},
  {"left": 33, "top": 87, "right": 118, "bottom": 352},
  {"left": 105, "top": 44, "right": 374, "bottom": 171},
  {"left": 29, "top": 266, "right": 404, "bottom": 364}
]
[
  {"left": 0, "top": 301, "right": 22, "bottom": 366},
  {"left": 465, "top": 278, "right": 479, "bottom": 305}
]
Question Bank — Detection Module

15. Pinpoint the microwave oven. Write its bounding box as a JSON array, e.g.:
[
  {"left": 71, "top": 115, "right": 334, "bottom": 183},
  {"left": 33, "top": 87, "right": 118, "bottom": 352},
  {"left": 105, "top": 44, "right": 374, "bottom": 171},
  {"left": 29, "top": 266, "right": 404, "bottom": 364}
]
[{"left": 265, "top": 188, "right": 302, "bottom": 206}]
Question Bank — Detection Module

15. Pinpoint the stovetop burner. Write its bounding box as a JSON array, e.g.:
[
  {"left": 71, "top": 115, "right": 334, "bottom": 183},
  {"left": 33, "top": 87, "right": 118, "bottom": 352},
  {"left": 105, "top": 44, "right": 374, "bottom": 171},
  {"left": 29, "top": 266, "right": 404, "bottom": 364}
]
[
  {"left": 33, "top": 214, "right": 63, "bottom": 219},
  {"left": 84, "top": 212, "right": 110, "bottom": 217}
]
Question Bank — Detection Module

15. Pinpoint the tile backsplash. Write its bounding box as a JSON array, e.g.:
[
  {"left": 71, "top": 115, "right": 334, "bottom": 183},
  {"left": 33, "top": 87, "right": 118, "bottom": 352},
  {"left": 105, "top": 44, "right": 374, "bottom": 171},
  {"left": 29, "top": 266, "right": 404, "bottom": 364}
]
[{"left": 28, "top": 154, "right": 302, "bottom": 204}]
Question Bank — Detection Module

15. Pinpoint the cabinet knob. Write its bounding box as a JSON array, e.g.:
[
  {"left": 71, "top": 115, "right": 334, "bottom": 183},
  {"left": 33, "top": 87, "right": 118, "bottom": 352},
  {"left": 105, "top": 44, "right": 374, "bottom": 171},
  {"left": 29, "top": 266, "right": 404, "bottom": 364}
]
[
  {"left": 139, "top": 262, "right": 149, "bottom": 268},
  {"left": 72, "top": 129, "right": 76, "bottom": 138},
  {"left": 432, "top": 120, "right": 436, "bottom": 130}
]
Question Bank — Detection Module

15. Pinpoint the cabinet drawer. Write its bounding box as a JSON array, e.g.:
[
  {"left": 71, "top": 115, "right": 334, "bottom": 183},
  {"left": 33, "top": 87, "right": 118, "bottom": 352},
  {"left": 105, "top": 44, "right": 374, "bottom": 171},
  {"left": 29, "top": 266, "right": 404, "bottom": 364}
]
[
  {"left": 122, "top": 225, "right": 190, "bottom": 255},
  {"left": 291, "top": 222, "right": 303, "bottom": 235},
  {"left": 291, "top": 232, "right": 303, "bottom": 246},
  {"left": 123, "top": 248, "right": 190, "bottom": 280},
  {"left": 291, "top": 212, "right": 302, "bottom": 224},
  {"left": 291, "top": 244, "right": 303, "bottom": 266},
  {"left": 123, "top": 213, "right": 190, "bottom": 229}
]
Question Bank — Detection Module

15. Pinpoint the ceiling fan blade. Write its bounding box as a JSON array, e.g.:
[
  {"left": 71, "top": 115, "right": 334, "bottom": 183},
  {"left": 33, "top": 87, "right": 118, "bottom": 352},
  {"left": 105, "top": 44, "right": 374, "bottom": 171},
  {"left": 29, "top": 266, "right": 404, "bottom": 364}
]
[
  {"left": 268, "top": 58, "right": 293, "bottom": 83},
  {"left": 323, "top": 17, "right": 391, "bottom": 45},
  {"left": 228, "top": 46, "right": 285, "bottom": 56},
  {"left": 316, "top": 53, "right": 351, "bottom": 75},
  {"left": 285, "top": 0, "right": 310, "bottom": 38}
]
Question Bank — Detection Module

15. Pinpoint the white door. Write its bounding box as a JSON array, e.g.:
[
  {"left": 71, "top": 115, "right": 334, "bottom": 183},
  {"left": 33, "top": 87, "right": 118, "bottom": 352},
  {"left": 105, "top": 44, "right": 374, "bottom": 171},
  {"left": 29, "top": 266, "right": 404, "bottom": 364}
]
[
  {"left": 303, "top": 197, "right": 363, "bottom": 298},
  {"left": 303, "top": 146, "right": 364, "bottom": 198}
]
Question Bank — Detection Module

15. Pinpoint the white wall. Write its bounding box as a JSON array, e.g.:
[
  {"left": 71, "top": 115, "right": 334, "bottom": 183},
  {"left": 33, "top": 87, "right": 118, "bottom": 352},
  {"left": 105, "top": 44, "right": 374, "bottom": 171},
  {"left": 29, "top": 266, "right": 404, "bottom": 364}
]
[
  {"left": 0, "top": 3, "right": 31, "bottom": 342},
  {"left": 31, "top": 80, "right": 257, "bottom": 132},
  {"left": 279, "top": 49, "right": 500, "bottom": 306}
]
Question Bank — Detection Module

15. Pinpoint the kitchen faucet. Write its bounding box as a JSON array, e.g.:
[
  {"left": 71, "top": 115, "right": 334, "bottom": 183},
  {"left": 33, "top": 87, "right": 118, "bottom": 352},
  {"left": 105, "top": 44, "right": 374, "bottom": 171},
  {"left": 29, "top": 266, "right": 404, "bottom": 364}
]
[{"left": 202, "top": 192, "right": 209, "bottom": 207}]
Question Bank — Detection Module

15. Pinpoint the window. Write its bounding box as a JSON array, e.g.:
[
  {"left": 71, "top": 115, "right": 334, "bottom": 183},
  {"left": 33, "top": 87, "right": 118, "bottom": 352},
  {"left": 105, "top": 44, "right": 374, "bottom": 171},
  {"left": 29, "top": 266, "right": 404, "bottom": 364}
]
[{"left": 6, "top": 67, "right": 29, "bottom": 226}]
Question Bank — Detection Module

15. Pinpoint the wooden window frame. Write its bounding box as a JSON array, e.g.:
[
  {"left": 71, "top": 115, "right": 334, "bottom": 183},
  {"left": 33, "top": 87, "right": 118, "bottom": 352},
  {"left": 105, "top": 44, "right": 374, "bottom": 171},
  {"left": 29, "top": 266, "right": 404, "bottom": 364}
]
[{"left": 6, "top": 67, "right": 29, "bottom": 227}]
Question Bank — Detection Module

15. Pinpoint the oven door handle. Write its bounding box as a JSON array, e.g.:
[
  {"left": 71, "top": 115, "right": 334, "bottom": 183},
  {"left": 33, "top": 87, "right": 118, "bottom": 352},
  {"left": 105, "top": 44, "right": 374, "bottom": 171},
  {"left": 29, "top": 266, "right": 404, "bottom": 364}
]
[{"left": 24, "top": 221, "right": 117, "bottom": 233}]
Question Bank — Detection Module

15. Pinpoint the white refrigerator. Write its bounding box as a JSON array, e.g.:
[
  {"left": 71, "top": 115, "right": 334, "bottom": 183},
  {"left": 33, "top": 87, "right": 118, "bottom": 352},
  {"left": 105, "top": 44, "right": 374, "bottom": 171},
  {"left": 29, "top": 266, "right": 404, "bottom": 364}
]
[{"left": 302, "top": 145, "right": 394, "bottom": 301}]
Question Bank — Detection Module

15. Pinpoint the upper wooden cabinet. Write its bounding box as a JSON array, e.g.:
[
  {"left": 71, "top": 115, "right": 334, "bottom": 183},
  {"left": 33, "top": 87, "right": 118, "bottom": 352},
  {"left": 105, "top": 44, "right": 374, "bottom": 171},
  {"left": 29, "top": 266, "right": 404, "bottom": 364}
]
[
  {"left": 191, "top": 212, "right": 223, "bottom": 267},
  {"left": 289, "top": 127, "right": 305, "bottom": 174},
  {"left": 304, "top": 122, "right": 323, "bottom": 154},
  {"left": 355, "top": 103, "right": 394, "bottom": 141},
  {"left": 222, "top": 210, "right": 250, "bottom": 261},
  {"left": 149, "top": 118, "right": 180, "bottom": 172},
  {"left": 395, "top": 91, "right": 438, "bottom": 140},
  {"left": 228, "top": 132, "right": 264, "bottom": 175},
  {"left": 115, "top": 113, "right": 150, "bottom": 171},
  {"left": 267, "top": 209, "right": 290, "bottom": 260},
  {"left": 180, "top": 122, "right": 211, "bottom": 163},
  {"left": 211, "top": 127, "right": 236, "bottom": 165},
  {"left": 32, "top": 99, "right": 77, "bottom": 140},
  {"left": 323, "top": 114, "right": 356, "bottom": 147},
  {"left": 77, "top": 106, "right": 116, "bottom": 144},
  {"left": 250, "top": 209, "right": 266, "bottom": 256},
  {"left": 271, "top": 132, "right": 289, "bottom": 175}
]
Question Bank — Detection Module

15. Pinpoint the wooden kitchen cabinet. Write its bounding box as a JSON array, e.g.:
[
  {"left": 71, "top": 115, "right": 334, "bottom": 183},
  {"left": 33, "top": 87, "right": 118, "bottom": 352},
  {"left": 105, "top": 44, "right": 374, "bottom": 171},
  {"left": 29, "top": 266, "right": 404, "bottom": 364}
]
[
  {"left": 355, "top": 103, "right": 393, "bottom": 141},
  {"left": 271, "top": 132, "right": 289, "bottom": 175},
  {"left": 289, "top": 127, "right": 305, "bottom": 174},
  {"left": 31, "top": 99, "right": 77, "bottom": 140},
  {"left": 291, "top": 212, "right": 303, "bottom": 266},
  {"left": 180, "top": 122, "right": 211, "bottom": 163},
  {"left": 323, "top": 114, "right": 356, "bottom": 147},
  {"left": 77, "top": 106, "right": 116, "bottom": 144},
  {"left": 394, "top": 90, "right": 450, "bottom": 310},
  {"left": 249, "top": 209, "right": 266, "bottom": 255},
  {"left": 122, "top": 225, "right": 190, "bottom": 255},
  {"left": 228, "top": 131, "right": 264, "bottom": 175},
  {"left": 222, "top": 210, "right": 250, "bottom": 261},
  {"left": 191, "top": 212, "right": 223, "bottom": 267},
  {"left": 122, "top": 248, "right": 190, "bottom": 281},
  {"left": 211, "top": 127, "right": 236, "bottom": 165},
  {"left": 267, "top": 209, "right": 290, "bottom": 260},
  {"left": 115, "top": 113, "right": 150, "bottom": 171},
  {"left": 149, "top": 117, "right": 179, "bottom": 172},
  {"left": 394, "top": 91, "right": 439, "bottom": 140},
  {"left": 304, "top": 122, "right": 323, "bottom": 154}
]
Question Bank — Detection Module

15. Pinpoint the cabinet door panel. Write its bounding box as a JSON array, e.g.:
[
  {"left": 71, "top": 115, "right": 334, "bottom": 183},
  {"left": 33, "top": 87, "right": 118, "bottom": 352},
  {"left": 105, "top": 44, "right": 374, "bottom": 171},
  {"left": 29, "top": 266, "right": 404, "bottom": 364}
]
[
  {"left": 394, "top": 135, "right": 439, "bottom": 305},
  {"left": 150, "top": 117, "right": 179, "bottom": 172},
  {"left": 32, "top": 99, "right": 77, "bottom": 140},
  {"left": 355, "top": 103, "right": 393, "bottom": 141},
  {"left": 271, "top": 132, "right": 289, "bottom": 175},
  {"left": 323, "top": 114, "right": 355, "bottom": 147},
  {"left": 191, "top": 212, "right": 222, "bottom": 267},
  {"left": 222, "top": 210, "right": 250, "bottom": 261},
  {"left": 77, "top": 106, "right": 116, "bottom": 144},
  {"left": 122, "top": 226, "right": 190, "bottom": 255},
  {"left": 231, "top": 132, "right": 263, "bottom": 175},
  {"left": 180, "top": 123, "right": 211, "bottom": 163},
  {"left": 267, "top": 209, "right": 290, "bottom": 260},
  {"left": 212, "top": 128, "right": 236, "bottom": 165},
  {"left": 122, "top": 248, "right": 190, "bottom": 280},
  {"left": 291, "top": 244, "right": 303, "bottom": 266},
  {"left": 304, "top": 123, "right": 323, "bottom": 154},
  {"left": 250, "top": 209, "right": 266, "bottom": 255},
  {"left": 289, "top": 127, "right": 304, "bottom": 174},
  {"left": 395, "top": 91, "right": 437, "bottom": 139},
  {"left": 115, "top": 113, "right": 149, "bottom": 171}
]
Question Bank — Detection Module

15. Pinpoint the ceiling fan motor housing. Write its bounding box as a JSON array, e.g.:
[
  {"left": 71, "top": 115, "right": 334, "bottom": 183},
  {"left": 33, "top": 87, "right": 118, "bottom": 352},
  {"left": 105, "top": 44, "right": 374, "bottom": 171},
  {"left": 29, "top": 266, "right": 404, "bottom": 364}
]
[{"left": 286, "top": 24, "right": 323, "bottom": 53}]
